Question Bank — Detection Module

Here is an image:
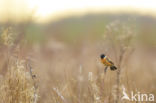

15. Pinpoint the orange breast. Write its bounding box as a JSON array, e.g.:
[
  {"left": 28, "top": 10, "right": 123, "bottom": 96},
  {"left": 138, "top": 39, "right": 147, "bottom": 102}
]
[{"left": 101, "top": 58, "right": 112, "bottom": 66}]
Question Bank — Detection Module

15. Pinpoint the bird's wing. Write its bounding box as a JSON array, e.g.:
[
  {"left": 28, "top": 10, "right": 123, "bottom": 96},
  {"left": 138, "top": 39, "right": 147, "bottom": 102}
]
[{"left": 106, "top": 57, "right": 114, "bottom": 65}]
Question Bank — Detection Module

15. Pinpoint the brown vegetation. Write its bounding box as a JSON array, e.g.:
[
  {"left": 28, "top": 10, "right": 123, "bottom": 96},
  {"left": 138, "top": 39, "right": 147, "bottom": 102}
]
[{"left": 0, "top": 21, "right": 156, "bottom": 103}]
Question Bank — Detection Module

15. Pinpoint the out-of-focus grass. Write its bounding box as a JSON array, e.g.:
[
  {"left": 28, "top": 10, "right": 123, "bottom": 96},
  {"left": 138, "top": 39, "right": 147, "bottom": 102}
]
[
  {"left": 0, "top": 13, "right": 156, "bottom": 103},
  {"left": 25, "top": 24, "right": 45, "bottom": 44},
  {"left": 45, "top": 13, "right": 156, "bottom": 45}
]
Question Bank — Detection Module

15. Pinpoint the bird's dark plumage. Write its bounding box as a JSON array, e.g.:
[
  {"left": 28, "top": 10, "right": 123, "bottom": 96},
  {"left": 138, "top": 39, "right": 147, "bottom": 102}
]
[
  {"left": 100, "top": 54, "right": 105, "bottom": 59},
  {"left": 110, "top": 66, "right": 117, "bottom": 70}
]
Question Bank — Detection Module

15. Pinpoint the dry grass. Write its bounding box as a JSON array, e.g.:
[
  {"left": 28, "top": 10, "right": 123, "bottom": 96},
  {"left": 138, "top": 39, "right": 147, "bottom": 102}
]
[
  {"left": 0, "top": 59, "right": 38, "bottom": 103},
  {"left": 0, "top": 27, "right": 38, "bottom": 103},
  {"left": 0, "top": 23, "right": 156, "bottom": 103}
]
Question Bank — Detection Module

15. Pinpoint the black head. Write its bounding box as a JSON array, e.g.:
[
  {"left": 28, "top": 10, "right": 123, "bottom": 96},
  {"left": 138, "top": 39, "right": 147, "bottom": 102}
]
[{"left": 100, "top": 54, "right": 105, "bottom": 59}]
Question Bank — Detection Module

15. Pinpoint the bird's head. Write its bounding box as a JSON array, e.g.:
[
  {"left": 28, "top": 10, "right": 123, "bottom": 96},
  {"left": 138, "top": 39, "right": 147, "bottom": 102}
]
[{"left": 100, "top": 54, "right": 105, "bottom": 59}]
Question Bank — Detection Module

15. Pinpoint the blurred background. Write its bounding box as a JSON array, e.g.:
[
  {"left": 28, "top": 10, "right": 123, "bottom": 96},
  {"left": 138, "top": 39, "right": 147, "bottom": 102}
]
[
  {"left": 1, "top": 0, "right": 156, "bottom": 46},
  {"left": 0, "top": 0, "right": 156, "bottom": 103}
]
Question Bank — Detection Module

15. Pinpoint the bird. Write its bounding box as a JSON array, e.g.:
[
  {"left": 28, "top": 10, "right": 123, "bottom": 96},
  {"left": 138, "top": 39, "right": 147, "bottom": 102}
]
[{"left": 100, "top": 54, "right": 117, "bottom": 73}]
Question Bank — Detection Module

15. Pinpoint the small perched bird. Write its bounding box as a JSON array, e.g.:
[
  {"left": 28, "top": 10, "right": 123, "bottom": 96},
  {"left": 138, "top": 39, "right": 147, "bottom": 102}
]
[{"left": 100, "top": 54, "right": 117, "bottom": 73}]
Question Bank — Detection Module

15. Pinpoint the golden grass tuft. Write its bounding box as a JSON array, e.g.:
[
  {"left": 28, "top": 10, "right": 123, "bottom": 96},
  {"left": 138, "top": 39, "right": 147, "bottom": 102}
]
[
  {"left": 0, "top": 59, "right": 38, "bottom": 103},
  {"left": 0, "top": 27, "right": 38, "bottom": 103}
]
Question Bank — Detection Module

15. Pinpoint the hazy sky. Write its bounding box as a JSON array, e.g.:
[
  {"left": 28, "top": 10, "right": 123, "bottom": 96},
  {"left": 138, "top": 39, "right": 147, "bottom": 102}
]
[{"left": 1, "top": 0, "right": 156, "bottom": 23}]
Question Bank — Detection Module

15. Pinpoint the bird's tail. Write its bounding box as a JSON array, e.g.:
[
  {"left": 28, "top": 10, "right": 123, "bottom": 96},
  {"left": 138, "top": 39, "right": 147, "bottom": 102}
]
[{"left": 110, "top": 65, "right": 117, "bottom": 70}]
